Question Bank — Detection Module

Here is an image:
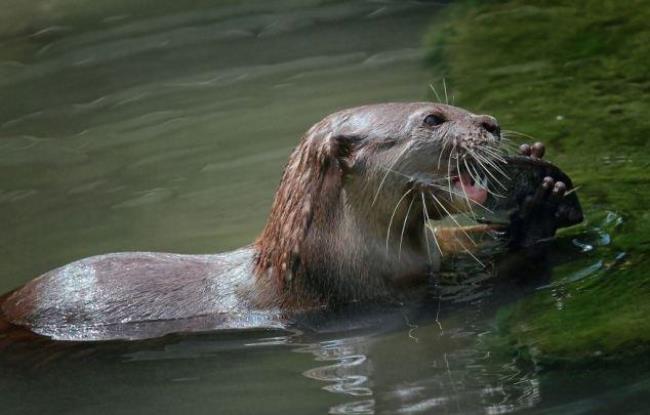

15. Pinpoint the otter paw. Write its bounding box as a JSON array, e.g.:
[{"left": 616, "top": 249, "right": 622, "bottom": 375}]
[
  {"left": 508, "top": 176, "right": 569, "bottom": 248},
  {"left": 519, "top": 142, "right": 545, "bottom": 159},
  {"left": 520, "top": 176, "right": 566, "bottom": 216}
]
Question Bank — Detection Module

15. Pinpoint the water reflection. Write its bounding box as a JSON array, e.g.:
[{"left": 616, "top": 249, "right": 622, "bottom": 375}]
[
  {"left": 291, "top": 299, "right": 544, "bottom": 414},
  {"left": 301, "top": 338, "right": 373, "bottom": 397},
  {"left": 299, "top": 337, "right": 375, "bottom": 414}
]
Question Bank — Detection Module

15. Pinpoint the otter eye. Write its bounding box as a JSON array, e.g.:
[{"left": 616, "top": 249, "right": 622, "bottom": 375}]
[{"left": 424, "top": 114, "right": 445, "bottom": 127}]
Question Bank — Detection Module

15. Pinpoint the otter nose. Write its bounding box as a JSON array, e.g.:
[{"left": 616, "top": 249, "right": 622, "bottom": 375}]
[{"left": 474, "top": 115, "right": 501, "bottom": 138}]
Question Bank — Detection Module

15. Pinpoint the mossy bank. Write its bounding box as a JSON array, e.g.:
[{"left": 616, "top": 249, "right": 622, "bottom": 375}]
[{"left": 425, "top": 0, "right": 650, "bottom": 367}]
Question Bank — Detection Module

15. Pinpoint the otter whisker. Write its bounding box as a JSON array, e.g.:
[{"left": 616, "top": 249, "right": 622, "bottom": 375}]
[
  {"left": 429, "top": 193, "right": 486, "bottom": 267},
  {"left": 386, "top": 188, "right": 413, "bottom": 255},
  {"left": 460, "top": 154, "right": 482, "bottom": 185},
  {"left": 474, "top": 156, "right": 510, "bottom": 197},
  {"left": 502, "top": 129, "right": 538, "bottom": 142},
  {"left": 421, "top": 192, "right": 443, "bottom": 259},
  {"left": 447, "top": 142, "right": 458, "bottom": 200},
  {"left": 429, "top": 84, "right": 443, "bottom": 103},
  {"left": 564, "top": 186, "right": 580, "bottom": 196},
  {"left": 373, "top": 143, "right": 412, "bottom": 206},
  {"left": 464, "top": 158, "right": 499, "bottom": 198},
  {"left": 398, "top": 196, "right": 416, "bottom": 261},
  {"left": 442, "top": 78, "right": 449, "bottom": 105},
  {"left": 468, "top": 151, "right": 510, "bottom": 190},
  {"left": 421, "top": 194, "right": 433, "bottom": 263},
  {"left": 427, "top": 189, "right": 459, "bottom": 225},
  {"left": 428, "top": 192, "right": 445, "bottom": 220},
  {"left": 477, "top": 153, "right": 510, "bottom": 182},
  {"left": 437, "top": 132, "right": 450, "bottom": 170},
  {"left": 497, "top": 134, "right": 521, "bottom": 147},
  {"left": 481, "top": 156, "right": 510, "bottom": 176},
  {"left": 495, "top": 139, "right": 520, "bottom": 153},
  {"left": 456, "top": 155, "right": 477, "bottom": 216},
  {"left": 428, "top": 191, "right": 477, "bottom": 247},
  {"left": 437, "top": 141, "right": 446, "bottom": 170},
  {"left": 428, "top": 187, "right": 476, "bottom": 232},
  {"left": 463, "top": 157, "right": 506, "bottom": 199},
  {"left": 377, "top": 165, "right": 451, "bottom": 186},
  {"left": 427, "top": 183, "right": 494, "bottom": 214},
  {"left": 474, "top": 151, "right": 510, "bottom": 182},
  {"left": 377, "top": 165, "right": 413, "bottom": 181},
  {"left": 464, "top": 148, "right": 509, "bottom": 186},
  {"left": 480, "top": 143, "right": 510, "bottom": 159},
  {"left": 476, "top": 146, "right": 509, "bottom": 165},
  {"left": 501, "top": 129, "right": 541, "bottom": 151},
  {"left": 430, "top": 185, "right": 497, "bottom": 250},
  {"left": 460, "top": 242, "right": 486, "bottom": 268},
  {"left": 500, "top": 133, "right": 520, "bottom": 141},
  {"left": 498, "top": 136, "right": 519, "bottom": 146}
]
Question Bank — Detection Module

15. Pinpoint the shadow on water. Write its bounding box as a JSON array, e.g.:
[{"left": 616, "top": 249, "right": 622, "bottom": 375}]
[{"left": 1, "top": 0, "right": 649, "bottom": 414}]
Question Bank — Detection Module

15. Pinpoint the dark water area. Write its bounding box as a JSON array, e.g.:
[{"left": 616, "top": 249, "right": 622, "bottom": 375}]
[{"left": 1, "top": 0, "right": 649, "bottom": 414}]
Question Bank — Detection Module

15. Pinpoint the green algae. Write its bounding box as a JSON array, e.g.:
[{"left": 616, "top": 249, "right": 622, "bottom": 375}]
[{"left": 425, "top": 0, "right": 650, "bottom": 366}]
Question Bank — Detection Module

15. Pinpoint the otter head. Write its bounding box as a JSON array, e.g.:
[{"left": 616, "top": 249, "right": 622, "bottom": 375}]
[{"left": 254, "top": 102, "right": 504, "bottom": 308}]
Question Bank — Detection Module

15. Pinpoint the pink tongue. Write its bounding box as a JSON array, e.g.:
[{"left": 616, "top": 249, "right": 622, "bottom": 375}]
[{"left": 453, "top": 173, "right": 488, "bottom": 205}]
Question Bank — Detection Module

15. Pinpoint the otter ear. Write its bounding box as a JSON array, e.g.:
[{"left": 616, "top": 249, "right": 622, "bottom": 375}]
[{"left": 330, "top": 135, "right": 362, "bottom": 174}]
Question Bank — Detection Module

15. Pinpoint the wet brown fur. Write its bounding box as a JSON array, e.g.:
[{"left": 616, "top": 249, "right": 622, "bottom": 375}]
[{"left": 253, "top": 118, "right": 361, "bottom": 308}]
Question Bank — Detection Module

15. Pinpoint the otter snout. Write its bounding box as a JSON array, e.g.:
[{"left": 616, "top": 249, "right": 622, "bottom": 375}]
[
  {"left": 445, "top": 113, "right": 502, "bottom": 151},
  {"left": 473, "top": 114, "right": 501, "bottom": 139}
]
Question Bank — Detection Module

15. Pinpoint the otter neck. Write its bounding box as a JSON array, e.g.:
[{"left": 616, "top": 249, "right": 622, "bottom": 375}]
[{"left": 252, "top": 139, "right": 429, "bottom": 310}]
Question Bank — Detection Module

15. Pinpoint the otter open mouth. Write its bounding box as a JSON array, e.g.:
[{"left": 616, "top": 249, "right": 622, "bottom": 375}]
[{"left": 451, "top": 172, "right": 488, "bottom": 205}]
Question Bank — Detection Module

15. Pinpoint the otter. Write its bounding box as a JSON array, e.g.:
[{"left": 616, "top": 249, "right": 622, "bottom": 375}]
[{"left": 0, "top": 102, "right": 580, "bottom": 341}]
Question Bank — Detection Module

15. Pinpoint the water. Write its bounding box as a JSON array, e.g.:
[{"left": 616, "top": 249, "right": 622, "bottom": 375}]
[
  {"left": 0, "top": 0, "right": 433, "bottom": 284},
  {"left": 1, "top": 1, "right": 649, "bottom": 414}
]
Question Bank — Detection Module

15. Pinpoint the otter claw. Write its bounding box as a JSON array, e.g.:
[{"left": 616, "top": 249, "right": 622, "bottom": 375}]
[
  {"left": 531, "top": 142, "right": 545, "bottom": 159},
  {"left": 541, "top": 176, "right": 554, "bottom": 190},
  {"left": 552, "top": 181, "right": 567, "bottom": 199},
  {"left": 519, "top": 142, "right": 546, "bottom": 159}
]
